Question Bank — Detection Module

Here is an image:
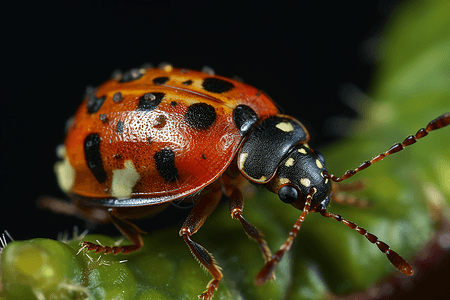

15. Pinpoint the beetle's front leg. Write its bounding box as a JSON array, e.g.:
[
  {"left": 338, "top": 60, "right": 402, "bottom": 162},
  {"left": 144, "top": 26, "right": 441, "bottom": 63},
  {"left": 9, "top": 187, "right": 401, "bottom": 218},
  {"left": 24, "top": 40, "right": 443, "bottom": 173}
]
[
  {"left": 227, "top": 186, "right": 275, "bottom": 280},
  {"left": 179, "top": 183, "right": 223, "bottom": 300}
]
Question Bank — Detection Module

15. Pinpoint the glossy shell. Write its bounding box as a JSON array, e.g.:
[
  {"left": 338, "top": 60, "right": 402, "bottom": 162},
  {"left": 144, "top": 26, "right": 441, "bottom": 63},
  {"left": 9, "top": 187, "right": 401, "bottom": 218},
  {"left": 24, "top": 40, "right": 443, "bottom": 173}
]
[
  {"left": 237, "top": 115, "right": 310, "bottom": 183},
  {"left": 57, "top": 66, "right": 278, "bottom": 206}
]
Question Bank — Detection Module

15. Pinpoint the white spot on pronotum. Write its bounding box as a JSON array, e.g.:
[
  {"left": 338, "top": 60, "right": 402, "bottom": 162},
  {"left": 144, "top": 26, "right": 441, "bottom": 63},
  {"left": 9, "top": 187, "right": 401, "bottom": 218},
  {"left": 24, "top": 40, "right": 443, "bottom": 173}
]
[
  {"left": 257, "top": 175, "right": 267, "bottom": 182},
  {"left": 325, "top": 178, "right": 329, "bottom": 184},
  {"left": 298, "top": 148, "right": 307, "bottom": 154},
  {"left": 54, "top": 146, "right": 76, "bottom": 193},
  {"left": 238, "top": 153, "right": 248, "bottom": 170},
  {"left": 285, "top": 157, "right": 295, "bottom": 167},
  {"left": 316, "top": 159, "right": 323, "bottom": 169},
  {"left": 278, "top": 178, "right": 291, "bottom": 185},
  {"left": 276, "top": 122, "right": 294, "bottom": 132},
  {"left": 300, "top": 178, "right": 311, "bottom": 187},
  {"left": 111, "top": 160, "right": 140, "bottom": 198}
]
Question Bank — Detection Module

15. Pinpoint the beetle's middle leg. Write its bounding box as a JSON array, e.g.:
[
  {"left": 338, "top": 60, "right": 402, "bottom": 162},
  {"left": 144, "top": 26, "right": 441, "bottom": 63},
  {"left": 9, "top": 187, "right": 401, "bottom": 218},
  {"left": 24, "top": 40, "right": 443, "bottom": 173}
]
[
  {"left": 179, "top": 181, "right": 223, "bottom": 300},
  {"left": 224, "top": 183, "right": 275, "bottom": 281}
]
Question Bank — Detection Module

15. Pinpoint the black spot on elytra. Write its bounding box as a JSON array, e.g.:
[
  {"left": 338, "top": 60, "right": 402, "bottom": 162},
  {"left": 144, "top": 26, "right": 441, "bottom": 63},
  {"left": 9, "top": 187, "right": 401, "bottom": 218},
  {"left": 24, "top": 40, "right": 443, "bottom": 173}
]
[
  {"left": 170, "top": 101, "right": 178, "bottom": 107},
  {"left": 154, "top": 148, "right": 178, "bottom": 182},
  {"left": 116, "top": 121, "right": 124, "bottom": 133},
  {"left": 233, "top": 105, "right": 258, "bottom": 135},
  {"left": 85, "top": 86, "right": 106, "bottom": 114},
  {"left": 119, "top": 68, "right": 144, "bottom": 83},
  {"left": 202, "top": 154, "right": 207, "bottom": 160},
  {"left": 202, "top": 77, "right": 234, "bottom": 94},
  {"left": 112, "top": 92, "right": 123, "bottom": 103},
  {"left": 153, "top": 76, "right": 169, "bottom": 84},
  {"left": 185, "top": 103, "right": 216, "bottom": 130},
  {"left": 137, "top": 92, "right": 165, "bottom": 112},
  {"left": 84, "top": 133, "right": 107, "bottom": 183},
  {"left": 182, "top": 80, "right": 193, "bottom": 85},
  {"left": 99, "top": 114, "right": 108, "bottom": 123}
]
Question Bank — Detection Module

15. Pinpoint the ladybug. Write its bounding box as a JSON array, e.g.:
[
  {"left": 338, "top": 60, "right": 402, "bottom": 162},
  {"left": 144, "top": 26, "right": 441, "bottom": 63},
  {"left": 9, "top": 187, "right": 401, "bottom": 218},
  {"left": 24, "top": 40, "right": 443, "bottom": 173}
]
[{"left": 45, "top": 63, "right": 450, "bottom": 300}]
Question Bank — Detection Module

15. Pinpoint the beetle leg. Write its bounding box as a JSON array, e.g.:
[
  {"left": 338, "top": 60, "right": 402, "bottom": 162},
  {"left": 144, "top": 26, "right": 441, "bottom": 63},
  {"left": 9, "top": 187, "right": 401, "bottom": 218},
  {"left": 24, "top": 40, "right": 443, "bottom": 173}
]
[
  {"left": 82, "top": 209, "right": 145, "bottom": 255},
  {"left": 38, "top": 196, "right": 110, "bottom": 224},
  {"left": 179, "top": 184, "right": 223, "bottom": 300},
  {"left": 228, "top": 186, "right": 274, "bottom": 278}
]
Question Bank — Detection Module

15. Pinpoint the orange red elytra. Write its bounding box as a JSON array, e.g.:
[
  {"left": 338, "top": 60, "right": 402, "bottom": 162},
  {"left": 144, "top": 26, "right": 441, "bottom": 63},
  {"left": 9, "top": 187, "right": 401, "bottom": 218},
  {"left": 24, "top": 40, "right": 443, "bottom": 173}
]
[{"left": 45, "top": 63, "right": 450, "bottom": 299}]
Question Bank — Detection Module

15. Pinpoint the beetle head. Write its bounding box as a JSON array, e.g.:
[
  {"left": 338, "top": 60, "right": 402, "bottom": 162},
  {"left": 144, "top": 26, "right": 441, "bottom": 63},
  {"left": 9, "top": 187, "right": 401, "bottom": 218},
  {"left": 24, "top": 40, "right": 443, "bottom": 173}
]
[{"left": 268, "top": 143, "right": 332, "bottom": 211}]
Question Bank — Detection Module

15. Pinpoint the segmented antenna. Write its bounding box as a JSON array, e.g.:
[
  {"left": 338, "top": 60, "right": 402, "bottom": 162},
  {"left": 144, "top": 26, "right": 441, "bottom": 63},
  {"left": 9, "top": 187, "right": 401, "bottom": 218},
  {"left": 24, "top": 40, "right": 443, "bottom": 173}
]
[
  {"left": 319, "top": 209, "right": 414, "bottom": 275},
  {"left": 323, "top": 113, "right": 450, "bottom": 182}
]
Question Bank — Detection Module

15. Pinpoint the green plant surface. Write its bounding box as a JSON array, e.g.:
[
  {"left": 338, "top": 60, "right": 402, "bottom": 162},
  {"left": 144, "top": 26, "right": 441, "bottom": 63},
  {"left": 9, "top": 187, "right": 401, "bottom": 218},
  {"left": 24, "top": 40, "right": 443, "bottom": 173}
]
[{"left": 1, "top": 0, "right": 449, "bottom": 299}]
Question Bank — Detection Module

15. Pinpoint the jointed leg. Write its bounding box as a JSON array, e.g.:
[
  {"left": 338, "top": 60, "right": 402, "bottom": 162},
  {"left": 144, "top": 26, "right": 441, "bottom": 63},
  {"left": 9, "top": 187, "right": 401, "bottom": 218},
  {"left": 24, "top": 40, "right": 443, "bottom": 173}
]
[
  {"left": 82, "top": 209, "right": 145, "bottom": 254},
  {"left": 38, "top": 196, "right": 110, "bottom": 224},
  {"left": 39, "top": 197, "right": 145, "bottom": 255},
  {"left": 179, "top": 184, "right": 223, "bottom": 300},
  {"left": 228, "top": 187, "right": 273, "bottom": 276}
]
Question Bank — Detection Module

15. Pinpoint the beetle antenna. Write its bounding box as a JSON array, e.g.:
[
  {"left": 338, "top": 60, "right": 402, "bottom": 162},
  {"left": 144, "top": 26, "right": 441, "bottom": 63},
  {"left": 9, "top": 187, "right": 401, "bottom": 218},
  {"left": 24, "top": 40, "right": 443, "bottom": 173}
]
[
  {"left": 254, "top": 187, "right": 315, "bottom": 286},
  {"left": 323, "top": 113, "right": 450, "bottom": 182},
  {"left": 318, "top": 208, "right": 413, "bottom": 275}
]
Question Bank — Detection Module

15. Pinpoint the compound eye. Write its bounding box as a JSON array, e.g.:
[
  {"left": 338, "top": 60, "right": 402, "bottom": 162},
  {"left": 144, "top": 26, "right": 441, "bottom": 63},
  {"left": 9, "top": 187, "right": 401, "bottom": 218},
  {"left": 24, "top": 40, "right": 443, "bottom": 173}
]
[{"left": 278, "top": 185, "right": 299, "bottom": 204}]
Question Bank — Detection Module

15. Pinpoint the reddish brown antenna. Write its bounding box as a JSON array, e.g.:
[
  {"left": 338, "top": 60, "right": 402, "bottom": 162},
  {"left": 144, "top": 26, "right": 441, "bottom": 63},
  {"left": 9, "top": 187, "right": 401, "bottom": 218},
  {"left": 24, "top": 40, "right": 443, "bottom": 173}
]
[
  {"left": 318, "top": 208, "right": 414, "bottom": 275},
  {"left": 323, "top": 113, "right": 450, "bottom": 182}
]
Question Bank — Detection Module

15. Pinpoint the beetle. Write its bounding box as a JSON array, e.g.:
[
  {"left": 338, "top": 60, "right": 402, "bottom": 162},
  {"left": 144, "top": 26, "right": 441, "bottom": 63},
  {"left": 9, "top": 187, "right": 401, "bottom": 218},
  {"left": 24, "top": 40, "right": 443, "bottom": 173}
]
[{"left": 42, "top": 63, "right": 450, "bottom": 299}]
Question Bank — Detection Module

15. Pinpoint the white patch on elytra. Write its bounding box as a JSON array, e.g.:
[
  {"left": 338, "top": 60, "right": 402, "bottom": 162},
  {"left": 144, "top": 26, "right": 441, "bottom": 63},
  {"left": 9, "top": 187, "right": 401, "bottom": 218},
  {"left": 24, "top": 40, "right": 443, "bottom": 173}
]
[
  {"left": 111, "top": 160, "right": 140, "bottom": 198},
  {"left": 54, "top": 146, "right": 76, "bottom": 193}
]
